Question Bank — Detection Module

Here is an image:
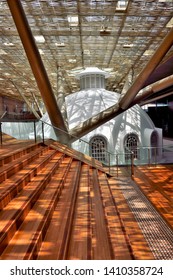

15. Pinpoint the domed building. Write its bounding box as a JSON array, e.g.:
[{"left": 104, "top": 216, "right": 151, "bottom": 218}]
[
  {"left": 65, "top": 67, "right": 162, "bottom": 165},
  {"left": 2, "top": 66, "right": 163, "bottom": 166}
]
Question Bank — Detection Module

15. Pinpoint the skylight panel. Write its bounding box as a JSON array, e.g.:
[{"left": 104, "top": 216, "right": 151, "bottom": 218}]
[
  {"left": 116, "top": 0, "right": 129, "bottom": 11},
  {"left": 34, "top": 35, "right": 45, "bottom": 43},
  {"left": 67, "top": 15, "right": 79, "bottom": 27},
  {"left": 166, "top": 17, "right": 173, "bottom": 28}
]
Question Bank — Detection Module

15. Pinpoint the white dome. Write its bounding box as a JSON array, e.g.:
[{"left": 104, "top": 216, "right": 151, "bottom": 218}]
[{"left": 66, "top": 67, "right": 162, "bottom": 165}]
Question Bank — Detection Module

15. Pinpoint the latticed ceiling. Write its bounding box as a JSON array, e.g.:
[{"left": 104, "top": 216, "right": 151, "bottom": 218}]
[{"left": 0, "top": 0, "right": 173, "bottom": 108}]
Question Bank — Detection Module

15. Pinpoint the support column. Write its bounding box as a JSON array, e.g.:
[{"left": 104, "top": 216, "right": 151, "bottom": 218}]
[
  {"left": 121, "top": 68, "right": 134, "bottom": 97},
  {"left": 56, "top": 66, "right": 68, "bottom": 129}
]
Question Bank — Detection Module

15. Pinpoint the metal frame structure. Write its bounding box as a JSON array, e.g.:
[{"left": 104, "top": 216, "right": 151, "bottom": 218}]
[{"left": 0, "top": 0, "right": 173, "bottom": 142}]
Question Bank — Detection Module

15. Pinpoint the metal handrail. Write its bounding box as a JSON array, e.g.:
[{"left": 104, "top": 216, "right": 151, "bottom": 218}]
[
  {"left": 5, "top": 117, "right": 172, "bottom": 175},
  {"left": 36, "top": 119, "right": 173, "bottom": 174},
  {"left": 0, "top": 111, "right": 7, "bottom": 119},
  {"left": 35, "top": 119, "right": 135, "bottom": 176}
]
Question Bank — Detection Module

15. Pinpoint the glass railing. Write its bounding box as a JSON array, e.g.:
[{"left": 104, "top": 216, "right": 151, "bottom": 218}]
[
  {"left": 37, "top": 120, "right": 173, "bottom": 173},
  {"left": 1, "top": 118, "right": 173, "bottom": 177},
  {"left": 27, "top": 119, "right": 136, "bottom": 177}
]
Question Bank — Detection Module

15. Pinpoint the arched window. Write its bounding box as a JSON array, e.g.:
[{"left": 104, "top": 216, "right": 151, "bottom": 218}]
[
  {"left": 124, "top": 133, "right": 139, "bottom": 160},
  {"left": 89, "top": 135, "right": 107, "bottom": 162}
]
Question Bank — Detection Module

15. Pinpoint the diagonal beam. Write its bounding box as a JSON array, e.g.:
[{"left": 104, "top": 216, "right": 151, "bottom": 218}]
[
  {"left": 7, "top": 0, "right": 69, "bottom": 142},
  {"left": 139, "top": 90, "right": 173, "bottom": 106},
  {"left": 69, "top": 103, "right": 122, "bottom": 141},
  {"left": 131, "top": 74, "right": 173, "bottom": 106},
  {"left": 119, "top": 27, "right": 173, "bottom": 109},
  {"left": 56, "top": 66, "right": 68, "bottom": 129}
]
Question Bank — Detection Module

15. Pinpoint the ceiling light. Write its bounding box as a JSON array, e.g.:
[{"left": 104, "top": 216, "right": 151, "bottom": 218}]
[
  {"left": 3, "top": 42, "right": 14, "bottom": 46},
  {"left": 55, "top": 42, "right": 65, "bottom": 47},
  {"left": 103, "top": 68, "right": 113, "bottom": 72},
  {"left": 69, "top": 59, "right": 77, "bottom": 63},
  {"left": 166, "top": 17, "right": 173, "bottom": 28},
  {"left": 12, "top": 63, "right": 20, "bottom": 66},
  {"left": 116, "top": 0, "right": 129, "bottom": 11},
  {"left": 34, "top": 35, "right": 45, "bottom": 43},
  {"left": 100, "top": 26, "right": 111, "bottom": 36},
  {"left": 67, "top": 15, "right": 79, "bottom": 27},
  {"left": 83, "top": 50, "right": 90, "bottom": 55},
  {"left": 0, "top": 49, "right": 7, "bottom": 55},
  {"left": 123, "top": 43, "right": 134, "bottom": 48},
  {"left": 143, "top": 50, "right": 154, "bottom": 56},
  {"left": 38, "top": 49, "right": 44, "bottom": 54}
]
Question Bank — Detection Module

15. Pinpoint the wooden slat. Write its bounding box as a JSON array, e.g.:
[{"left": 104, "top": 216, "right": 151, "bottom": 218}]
[
  {"left": 0, "top": 157, "right": 73, "bottom": 260},
  {"left": 67, "top": 164, "right": 91, "bottom": 260},
  {"left": 0, "top": 152, "right": 64, "bottom": 256},
  {"left": 37, "top": 160, "right": 81, "bottom": 260},
  {"left": 0, "top": 149, "right": 61, "bottom": 210},
  {"left": 98, "top": 171, "right": 133, "bottom": 259},
  {"left": 90, "top": 169, "right": 113, "bottom": 260},
  {"left": 0, "top": 145, "right": 48, "bottom": 183},
  {"left": 0, "top": 142, "right": 43, "bottom": 166}
]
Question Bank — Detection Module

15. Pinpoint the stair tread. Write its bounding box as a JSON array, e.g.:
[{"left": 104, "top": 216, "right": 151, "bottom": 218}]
[
  {"left": 66, "top": 164, "right": 91, "bottom": 260},
  {"left": 90, "top": 169, "right": 113, "bottom": 260},
  {"left": 37, "top": 160, "right": 81, "bottom": 260},
  {"left": 0, "top": 157, "right": 73, "bottom": 260},
  {"left": 0, "top": 145, "right": 46, "bottom": 175},
  {"left": 0, "top": 148, "right": 60, "bottom": 210},
  {"left": 0, "top": 152, "right": 65, "bottom": 255},
  {"left": 0, "top": 142, "right": 42, "bottom": 160},
  {"left": 97, "top": 171, "right": 133, "bottom": 260}
]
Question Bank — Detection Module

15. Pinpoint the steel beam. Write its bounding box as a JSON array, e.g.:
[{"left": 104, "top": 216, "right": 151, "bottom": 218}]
[
  {"left": 7, "top": 0, "right": 69, "bottom": 143},
  {"left": 132, "top": 74, "right": 173, "bottom": 105},
  {"left": 69, "top": 103, "right": 122, "bottom": 141},
  {"left": 140, "top": 91, "right": 173, "bottom": 106},
  {"left": 119, "top": 27, "right": 173, "bottom": 109},
  {"left": 56, "top": 66, "right": 68, "bottom": 129}
]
